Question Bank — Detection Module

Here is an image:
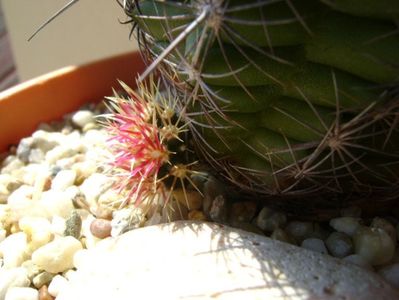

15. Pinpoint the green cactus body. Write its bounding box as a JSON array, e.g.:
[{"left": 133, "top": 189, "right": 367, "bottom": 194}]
[{"left": 125, "top": 0, "right": 399, "bottom": 217}]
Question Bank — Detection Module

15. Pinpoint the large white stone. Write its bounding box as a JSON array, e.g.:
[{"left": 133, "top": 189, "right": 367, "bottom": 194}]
[
  {"left": 31, "top": 236, "right": 83, "bottom": 273},
  {"left": 58, "top": 221, "right": 399, "bottom": 300}
]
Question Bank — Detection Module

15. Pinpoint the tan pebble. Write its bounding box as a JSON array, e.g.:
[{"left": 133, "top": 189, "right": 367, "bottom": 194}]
[
  {"left": 230, "top": 201, "right": 257, "bottom": 223},
  {"left": 371, "top": 217, "right": 397, "bottom": 244},
  {"left": 90, "top": 219, "right": 112, "bottom": 239},
  {"left": 162, "top": 200, "right": 188, "bottom": 222},
  {"left": 188, "top": 210, "right": 207, "bottom": 221},
  {"left": 6, "top": 180, "right": 23, "bottom": 193},
  {"left": 271, "top": 228, "right": 297, "bottom": 245},
  {"left": 10, "top": 223, "right": 20, "bottom": 234},
  {"left": 329, "top": 217, "right": 361, "bottom": 237},
  {"left": 354, "top": 226, "right": 395, "bottom": 266},
  {"left": 82, "top": 122, "right": 98, "bottom": 132},
  {"left": 256, "top": 207, "right": 287, "bottom": 232},
  {"left": 0, "top": 193, "right": 8, "bottom": 204},
  {"left": 39, "top": 285, "right": 54, "bottom": 300},
  {"left": 92, "top": 205, "right": 113, "bottom": 220},
  {"left": 285, "top": 221, "right": 313, "bottom": 243},
  {"left": 173, "top": 189, "right": 203, "bottom": 210},
  {"left": 43, "top": 177, "right": 52, "bottom": 192}
]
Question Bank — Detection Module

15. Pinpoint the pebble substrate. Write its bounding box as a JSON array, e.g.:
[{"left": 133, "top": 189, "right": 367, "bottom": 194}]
[{"left": 1, "top": 101, "right": 399, "bottom": 299}]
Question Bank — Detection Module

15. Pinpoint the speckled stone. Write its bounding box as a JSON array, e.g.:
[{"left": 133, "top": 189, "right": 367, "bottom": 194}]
[{"left": 57, "top": 221, "right": 399, "bottom": 300}]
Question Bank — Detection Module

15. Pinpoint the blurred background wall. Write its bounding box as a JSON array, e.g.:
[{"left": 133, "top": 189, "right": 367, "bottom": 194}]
[{"left": 1, "top": 0, "right": 138, "bottom": 82}]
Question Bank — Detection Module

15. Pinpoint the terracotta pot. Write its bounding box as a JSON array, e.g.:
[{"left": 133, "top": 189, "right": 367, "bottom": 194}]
[{"left": 0, "top": 51, "right": 145, "bottom": 153}]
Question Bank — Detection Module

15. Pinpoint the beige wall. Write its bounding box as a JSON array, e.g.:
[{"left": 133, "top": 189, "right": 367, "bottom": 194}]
[{"left": 1, "top": 0, "right": 138, "bottom": 81}]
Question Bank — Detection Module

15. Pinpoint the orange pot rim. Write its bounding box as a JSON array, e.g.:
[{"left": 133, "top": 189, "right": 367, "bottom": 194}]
[{"left": 0, "top": 51, "right": 145, "bottom": 153}]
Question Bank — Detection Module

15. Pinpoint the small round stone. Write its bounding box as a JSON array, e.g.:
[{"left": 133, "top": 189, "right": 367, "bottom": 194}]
[
  {"left": 353, "top": 226, "right": 395, "bottom": 266},
  {"left": 301, "top": 238, "right": 328, "bottom": 254},
  {"left": 329, "top": 217, "right": 361, "bottom": 237},
  {"left": 90, "top": 218, "right": 112, "bottom": 239},
  {"left": 173, "top": 189, "right": 203, "bottom": 210},
  {"left": 285, "top": 221, "right": 313, "bottom": 243},
  {"left": 256, "top": 207, "right": 287, "bottom": 232},
  {"left": 188, "top": 210, "right": 207, "bottom": 221},
  {"left": 71, "top": 110, "right": 94, "bottom": 128},
  {"left": 230, "top": 201, "right": 257, "bottom": 223},
  {"left": 325, "top": 232, "right": 353, "bottom": 258},
  {"left": 270, "top": 228, "right": 296, "bottom": 245}
]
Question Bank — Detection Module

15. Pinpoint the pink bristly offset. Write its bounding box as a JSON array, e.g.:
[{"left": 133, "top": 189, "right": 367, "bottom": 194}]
[{"left": 105, "top": 88, "right": 170, "bottom": 205}]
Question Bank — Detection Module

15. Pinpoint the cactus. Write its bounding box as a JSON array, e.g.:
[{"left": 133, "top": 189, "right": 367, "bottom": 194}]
[{"left": 122, "top": 0, "right": 399, "bottom": 217}]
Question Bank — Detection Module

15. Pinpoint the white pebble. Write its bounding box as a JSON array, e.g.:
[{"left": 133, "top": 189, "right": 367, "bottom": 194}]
[
  {"left": 28, "top": 149, "right": 44, "bottom": 164},
  {"left": 50, "top": 216, "right": 67, "bottom": 237},
  {"left": 32, "top": 236, "right": 83, "bottom": 273},
  {"left": 48, "top": 275, "right": 69, "bottom": 298},
  {"left": 72, "top": 110, "right": 94, "bottom": 128},
  {"left": 7, "top": 185, "right": 34, "bottom": 206},
  {"left": 0, "top": 268, "right": 30, "bottom": 300},
  {"left": 1, "top": 157, "right": 24, "bottom": 174},
  {"left": 284, "top": 221, "right": 313, "bottom": 243},
  {"left": 45, "top": 146, "right": 77, "bottom": 165},
  {"left": 39, "top": 190, "right": 74, "bottom": 219},
  {"left": 83, "top": 129, "right": 108, "bottom": 146},
  {"left": 378, "top": 263, "right": 399, "bottom": 289},
  {"left": 329, "top": 217, "right": 361, "bottom": 237},
  {"left": 51, "top": 170, "right": 76, "bottom": 191},
  {"left": 5, "top": 287, "right": 38, "bottom": 300},
  {"left": 301, "top": 238, "right": 328, "bottom": 254},
  {"left": 19, "top": 217, "right": 53, "bottom": 251},
  {"left": 353, "top": 226, "right": 395, "bottom": 266},
  {"left": 0, "top": 232, "right": 28, "bottom": 268},
  {"left": 31, "top": 130, "right": 60, "bottom": 151},
  {"left": 80, "top": 173, "right": 113, "bottom": 207}
]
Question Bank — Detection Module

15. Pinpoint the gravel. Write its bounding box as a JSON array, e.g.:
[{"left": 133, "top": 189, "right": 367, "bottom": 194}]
[{"left": 1, "top": 102, "right": 399, "bottom": 296}]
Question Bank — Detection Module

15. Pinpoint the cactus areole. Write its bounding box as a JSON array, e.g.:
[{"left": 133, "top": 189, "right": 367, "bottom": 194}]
[{"left": 122, "top": 0, "right": 399, "bottom": 218}]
